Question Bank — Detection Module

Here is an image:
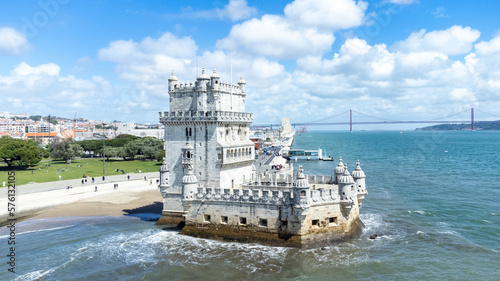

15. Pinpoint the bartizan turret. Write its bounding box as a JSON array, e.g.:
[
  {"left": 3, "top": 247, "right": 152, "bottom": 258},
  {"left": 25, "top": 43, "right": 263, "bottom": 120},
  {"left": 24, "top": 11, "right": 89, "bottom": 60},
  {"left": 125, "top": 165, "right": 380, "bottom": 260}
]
[
  {"left": 168, "top": 70, "right": 178, "bottom": 92},
  {"left": 334, "top": 157, "right": 344, "bottom": 184},
  {"left": 196, "top": 68, "right": 210, "bottom": 91},
  {"left": 159, "top": 157, "right": 170, "bottom": 198},
  {"left": 211, "top": 68, "right": 220, "bottom": 91},
  {"left": 352, "top": 160, "right": 367, "bottom": 207},
  {"left": 181, "top": 142, "right": 197, "bottom": 215},
  {"left": 292, "top": 165, "right": 311, "bottom": 208},
  {"left": 338, "top": 165, "right": 356, "bottom": 216},
  {"left": 238, "top": 74, "right": 246, "bottom": 94}
]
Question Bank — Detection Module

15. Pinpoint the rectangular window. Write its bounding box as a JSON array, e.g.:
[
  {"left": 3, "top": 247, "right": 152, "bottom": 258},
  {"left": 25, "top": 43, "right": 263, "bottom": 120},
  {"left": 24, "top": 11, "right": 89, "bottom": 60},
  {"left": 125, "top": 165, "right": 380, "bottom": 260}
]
[
  {"left": 329, "top": 217, "right": 337, "bottom": 224},
  {"left": 239, "top": 217, "right": 247, "bottom": 225},
  {"left": 259, "top": 218, "right": 268, "bottom": 227},
  {"left": 312, "top": 219, "right": 319, "bottom": 226},
  {"left": 300, "top": 190, "right": 306, "bottom": 197},
  {"left": 204, "top": 214, "right": 211, "bottom": 222},
  {"left": 221, "top": 216, "right": 228, "bottom": 224}
]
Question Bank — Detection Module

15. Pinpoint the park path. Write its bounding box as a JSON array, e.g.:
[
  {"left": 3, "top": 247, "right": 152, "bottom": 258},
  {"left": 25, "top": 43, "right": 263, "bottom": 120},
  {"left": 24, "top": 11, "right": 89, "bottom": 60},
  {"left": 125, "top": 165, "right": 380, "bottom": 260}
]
[{"left": 1, "top": 172, "right": 158, "bottom": 198}]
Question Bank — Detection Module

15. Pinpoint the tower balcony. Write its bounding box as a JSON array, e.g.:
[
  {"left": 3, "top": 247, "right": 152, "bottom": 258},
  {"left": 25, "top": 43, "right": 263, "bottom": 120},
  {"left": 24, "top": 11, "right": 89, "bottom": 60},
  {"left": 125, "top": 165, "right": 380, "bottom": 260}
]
[{"left": 159, "top": 110, "right": 253, "bottom": 124}]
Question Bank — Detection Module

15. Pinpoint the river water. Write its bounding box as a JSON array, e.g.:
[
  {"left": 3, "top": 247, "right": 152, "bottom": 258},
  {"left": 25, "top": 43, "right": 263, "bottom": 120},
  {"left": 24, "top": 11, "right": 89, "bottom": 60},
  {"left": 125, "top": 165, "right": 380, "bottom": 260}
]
[{"left": 1, "top": 131, "right": 499, "bottom": 280}]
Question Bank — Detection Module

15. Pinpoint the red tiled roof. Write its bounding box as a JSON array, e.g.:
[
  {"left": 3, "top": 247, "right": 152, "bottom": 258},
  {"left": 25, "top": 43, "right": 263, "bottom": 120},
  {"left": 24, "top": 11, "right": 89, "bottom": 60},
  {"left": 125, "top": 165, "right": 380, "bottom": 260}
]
[{"left": 24, "top": 133, "right": 58, "bottom": 137}]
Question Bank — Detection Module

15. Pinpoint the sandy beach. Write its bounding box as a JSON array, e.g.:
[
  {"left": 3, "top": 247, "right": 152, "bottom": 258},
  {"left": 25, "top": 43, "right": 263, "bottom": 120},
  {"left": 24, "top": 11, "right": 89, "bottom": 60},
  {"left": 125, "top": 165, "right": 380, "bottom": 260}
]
[{"left": 0, "top": 173, "right": 163, "bottom": 224}]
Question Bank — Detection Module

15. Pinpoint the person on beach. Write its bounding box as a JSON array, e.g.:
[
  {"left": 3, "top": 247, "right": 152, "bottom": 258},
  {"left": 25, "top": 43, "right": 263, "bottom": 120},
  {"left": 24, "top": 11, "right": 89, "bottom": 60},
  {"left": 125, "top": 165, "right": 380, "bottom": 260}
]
[
  {"left": 127, "top": 175, "right": 130, "bottom": 180},
  {"left": 102, "top": 176, "right": 105, "bottom": 181},
  {"left": 95, "top": 186, "right": 98, "bottom": 192},
  {"left": 150, "top": 179, "right": 152, "bottom": 185},
  {"left": 92, "top": 177, "right": 94, "bottom": 183},
  {"left": 82, "top": 179, "right": 84, "bottom": 184}
]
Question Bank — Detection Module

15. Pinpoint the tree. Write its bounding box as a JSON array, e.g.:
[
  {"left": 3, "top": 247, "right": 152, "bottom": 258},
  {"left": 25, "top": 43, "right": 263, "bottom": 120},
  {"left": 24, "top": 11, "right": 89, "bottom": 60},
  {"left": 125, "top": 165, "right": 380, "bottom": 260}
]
[
  {"left": 121, "top": 140, "right": 142, "bottom": 160},
  {"left": 103, "top": 146, "right": 121, "bottom": 160},
  {"left": 50, "top": 141, "right": 84, "bottom": 163},
  {"left": 76, "top": 139, "right": 102, "bottom": 157},
  {"left": 0, "top": 136, "right": 44, "bottom": 167},
  {"left": 156, "top": 149, "right": 165, "bottom": 162},
  {"left": 141, "top": 137, "right": 164, "bottom": 160}
]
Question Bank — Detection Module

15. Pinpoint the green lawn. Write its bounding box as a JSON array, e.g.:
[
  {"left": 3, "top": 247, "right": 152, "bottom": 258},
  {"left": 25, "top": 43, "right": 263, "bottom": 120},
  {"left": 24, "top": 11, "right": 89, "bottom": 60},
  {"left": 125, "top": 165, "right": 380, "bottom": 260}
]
[{"left": 0, "top": 158, "right": 162, "bottom": 186}]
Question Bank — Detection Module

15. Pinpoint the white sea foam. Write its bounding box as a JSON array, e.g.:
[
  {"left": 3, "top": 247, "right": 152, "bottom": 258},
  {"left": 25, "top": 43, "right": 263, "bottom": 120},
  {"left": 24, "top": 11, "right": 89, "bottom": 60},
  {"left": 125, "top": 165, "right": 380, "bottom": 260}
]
[{"left": 0, "top": 225, "right": 74, "bottom": 239}]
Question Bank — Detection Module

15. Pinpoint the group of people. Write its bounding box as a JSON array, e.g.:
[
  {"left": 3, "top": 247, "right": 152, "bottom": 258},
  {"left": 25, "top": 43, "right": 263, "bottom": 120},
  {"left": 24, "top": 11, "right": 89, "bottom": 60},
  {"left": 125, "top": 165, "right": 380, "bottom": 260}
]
[{"left": 63, "top": 173, "right": 157, "bottom": 192}]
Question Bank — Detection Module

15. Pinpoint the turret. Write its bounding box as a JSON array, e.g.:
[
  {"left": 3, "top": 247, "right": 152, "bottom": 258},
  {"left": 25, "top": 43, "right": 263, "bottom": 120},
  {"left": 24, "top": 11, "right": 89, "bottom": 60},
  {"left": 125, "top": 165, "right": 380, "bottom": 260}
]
[
  {"left": 338, "top": 166, "right": 355, "bottom": 199},
  {"left": 338, "top": 165, "right": 356, "bottom": 216},
  {"left": 159, "top": 157, "right": 170, "bottom": 198},
  {"left": 196, "top": 68, "right": 210, "bottom": 91},
  {"left": 292, "top": 165, "right": 310, "bottom": 208},
  {"left": 211, "top": 68, "right": 220, "bottom": 91},
  {"left": 352, "top": 160, "right": 367, "bottom": 207},
  {"left": 238, "top": 74, "right": 246, "bottom": 94},
  {"left": 334, "top": 157, "right": 344, "bottom": 184},
  {"left": 168, "top": 70, "right": 178, "bottom": 92},
  {"left": 351, "top": 160, "right": 366, "bottom": 193},
  {"left": 181, "top": 142, "right": 197, "bottom": 213}
]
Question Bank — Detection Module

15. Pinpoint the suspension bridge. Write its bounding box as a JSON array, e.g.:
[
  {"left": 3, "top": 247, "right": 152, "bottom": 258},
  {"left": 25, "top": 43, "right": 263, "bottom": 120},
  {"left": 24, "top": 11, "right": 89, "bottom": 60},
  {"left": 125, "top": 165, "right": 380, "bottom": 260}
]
[{"left": 251, "top": 108, "right": 500, "bottom": 132}]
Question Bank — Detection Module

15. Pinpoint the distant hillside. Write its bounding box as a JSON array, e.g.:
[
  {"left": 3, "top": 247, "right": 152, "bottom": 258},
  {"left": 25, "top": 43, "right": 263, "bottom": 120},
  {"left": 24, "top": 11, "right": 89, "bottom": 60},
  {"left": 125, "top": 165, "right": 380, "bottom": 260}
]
[{"left": 417, "top": 121, "right": 500, "bottom": 131}]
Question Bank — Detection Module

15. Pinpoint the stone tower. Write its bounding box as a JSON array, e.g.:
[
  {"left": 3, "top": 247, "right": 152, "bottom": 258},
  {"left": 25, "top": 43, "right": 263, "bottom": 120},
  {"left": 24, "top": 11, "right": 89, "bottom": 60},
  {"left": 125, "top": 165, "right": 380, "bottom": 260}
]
[{"left": 158, "top": 68, "right": 255, "bottom": 224}]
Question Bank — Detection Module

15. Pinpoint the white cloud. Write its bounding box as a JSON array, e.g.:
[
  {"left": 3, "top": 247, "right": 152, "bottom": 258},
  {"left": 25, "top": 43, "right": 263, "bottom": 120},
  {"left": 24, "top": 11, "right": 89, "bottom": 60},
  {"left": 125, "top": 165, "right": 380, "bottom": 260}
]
[
  {"left": 0, "top": 27, "right": 29, "bottom": 55},
  {"left": 12, "top": 62, "right": 60, "bottom": 76},
  {"left": 0, "top": 62, "right": 112, "bottom": 119},
  {"left": 475, "top": 34, "right": 500, "bottom": 56},
  {"left": 99, "top": 32, "right": 198, "bottom": 83},
  {"left": 72, "top": 56, "right": 94, "bottom": 74},
  {"left": 222, "top": 0, "right": 258, "bottom": 21},
  {"left": 449, "top": 88, "right": 476, "bottom": 102},
  {"left": 177, "top": 0, "right": 257, "bottom": 21},
  {"left": 216, "top": 0, "right": 370, "bottom": 60},
  {"left": 216, "top": 15, "right": 335, "bottom": 59},
  {"left": 284, "top": 0, "right": 367, "bottom": 30},
  {"left": 94, "top": 21, "right": 500, "bottom": 125},
  {"left": 394, "top": 25, "right": 480, "bottom": 55}
]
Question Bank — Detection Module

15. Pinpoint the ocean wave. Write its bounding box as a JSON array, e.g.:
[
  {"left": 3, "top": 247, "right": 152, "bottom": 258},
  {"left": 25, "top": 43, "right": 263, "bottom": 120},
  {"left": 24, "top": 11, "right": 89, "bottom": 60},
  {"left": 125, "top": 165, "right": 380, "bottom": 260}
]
[
  {"left": 408, "top": 210, "right": 433, "bottom": 216},
  {"left": 0, "top": 225, "right": 75, "bottom": 239}
]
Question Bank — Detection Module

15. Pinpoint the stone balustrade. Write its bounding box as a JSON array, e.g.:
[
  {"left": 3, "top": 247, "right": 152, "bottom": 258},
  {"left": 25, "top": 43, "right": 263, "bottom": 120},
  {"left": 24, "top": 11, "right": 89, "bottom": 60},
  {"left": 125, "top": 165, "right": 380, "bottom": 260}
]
[
  {"left": 159, "top": 110, "right": 253, "bottom": 123},
  {"left": 195, "top": 186, "right": 291, "bottom": 204}
]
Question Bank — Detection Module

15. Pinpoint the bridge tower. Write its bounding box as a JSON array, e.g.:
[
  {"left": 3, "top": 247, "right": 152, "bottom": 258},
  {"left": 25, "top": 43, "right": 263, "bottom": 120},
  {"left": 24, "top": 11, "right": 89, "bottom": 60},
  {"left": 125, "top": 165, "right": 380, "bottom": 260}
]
[
  {"left": 471, "top": 108, "right": 475, "bottom": 131},
  {"left": 350, "top": 109, "right": 353, "bottom": 132}
]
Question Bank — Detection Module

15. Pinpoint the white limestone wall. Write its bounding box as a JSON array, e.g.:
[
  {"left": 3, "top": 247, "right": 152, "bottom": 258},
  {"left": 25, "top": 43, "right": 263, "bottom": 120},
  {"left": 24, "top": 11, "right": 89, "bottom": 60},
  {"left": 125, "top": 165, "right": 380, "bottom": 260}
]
[
  {"left": 220, "top": 164, "right": 254, "bottom": 189},
  {"left": 188, "top": 201, "right": 282, "bottom": 232}
]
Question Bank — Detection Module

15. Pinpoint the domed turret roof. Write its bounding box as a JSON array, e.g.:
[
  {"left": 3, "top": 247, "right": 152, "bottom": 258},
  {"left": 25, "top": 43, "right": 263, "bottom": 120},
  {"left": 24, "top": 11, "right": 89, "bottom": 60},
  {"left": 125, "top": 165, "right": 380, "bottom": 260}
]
[
  {"left": 211, "top": 68, "right": 220, "bottom": 78},
  {"left": 160, "top": 158, "right": 169, "bottom": 171},
  {"left": 335, "top": 157, "right": 345, "bottom": 174},
  {"left": 197, "top": 68, "right": 210, "bottom": 80},
  {"left": 293, "top": 165, "right": 309, "bottom": 188},
  {"left": 338, "top": 166, "right": 354, "bottom": 184},
  {"left": 168, "top": 70, "right": 178, "bottom": 81},
  {"left": 238, "top": 74, "right": 246, "bottom": 84},
  {"left": 351, "top": 160, "right": 366, "bottom": 179},
  {"left": 182, "top": 142, "right": 194, "bottom": 151}
]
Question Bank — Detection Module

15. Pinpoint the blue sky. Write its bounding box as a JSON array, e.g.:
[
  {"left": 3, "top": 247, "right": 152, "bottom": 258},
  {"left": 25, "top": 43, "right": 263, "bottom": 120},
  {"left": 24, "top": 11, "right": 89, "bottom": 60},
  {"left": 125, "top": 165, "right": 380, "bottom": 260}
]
[{"left": 1, "top": 0, "right": 500, "bottom": 130}]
